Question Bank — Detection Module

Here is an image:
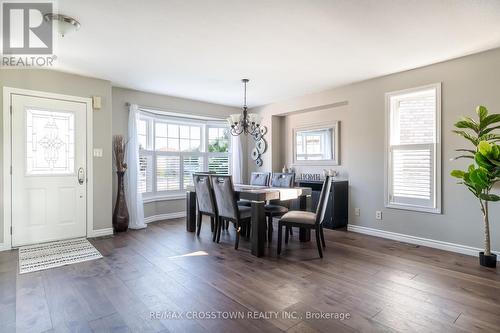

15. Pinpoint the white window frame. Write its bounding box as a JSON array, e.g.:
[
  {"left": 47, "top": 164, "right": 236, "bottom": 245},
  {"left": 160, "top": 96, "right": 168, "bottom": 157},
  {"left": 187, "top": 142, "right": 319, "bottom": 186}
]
[
  {"left": 206, "top": 124, "right": 232, "bottom": 174},
  {"left": 139, "top": 112, "right": 231, "bottom": 202},
  {"left": 384, "top": 83, "right": 441, "bottom": 214}
]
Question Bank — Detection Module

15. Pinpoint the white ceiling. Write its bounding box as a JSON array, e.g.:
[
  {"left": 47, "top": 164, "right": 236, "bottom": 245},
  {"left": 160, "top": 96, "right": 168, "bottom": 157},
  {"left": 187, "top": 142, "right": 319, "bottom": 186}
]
[{"left": 54, "top": 0, "right": 500, "bottom": 107}]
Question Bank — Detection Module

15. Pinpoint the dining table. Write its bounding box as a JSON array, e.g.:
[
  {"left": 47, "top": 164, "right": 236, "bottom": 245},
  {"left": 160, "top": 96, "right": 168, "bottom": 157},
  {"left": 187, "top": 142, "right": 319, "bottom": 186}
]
[{"left": 185, "top": 184, "right": 312, "bottom": 257}]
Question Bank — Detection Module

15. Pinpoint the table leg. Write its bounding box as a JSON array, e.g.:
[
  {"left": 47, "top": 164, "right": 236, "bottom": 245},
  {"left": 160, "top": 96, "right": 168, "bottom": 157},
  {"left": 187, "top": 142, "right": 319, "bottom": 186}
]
[
  {"left": 186, "top": 191, "right": 197, "bottom": 232},
  {"left": 299, "top": 194, "right": 312, "bottom": 242},
  {"left": 251, "top": 200, "right": 266, "bottom": 257}
]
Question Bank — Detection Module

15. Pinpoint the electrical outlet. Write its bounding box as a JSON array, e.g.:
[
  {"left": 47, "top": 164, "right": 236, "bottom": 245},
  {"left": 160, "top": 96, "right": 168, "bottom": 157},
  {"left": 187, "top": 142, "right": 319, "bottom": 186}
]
[
  {"left": 375, "top": 211, "right": 382, "bottom": 220},
  {"left": 354, "top": 208, "right": 360, "bottom": 216}
]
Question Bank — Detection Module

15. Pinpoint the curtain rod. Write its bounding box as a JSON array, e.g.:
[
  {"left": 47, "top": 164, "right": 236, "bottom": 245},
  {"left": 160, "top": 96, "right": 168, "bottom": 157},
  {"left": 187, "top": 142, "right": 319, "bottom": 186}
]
[{"left": 125, "top": 102, "right": 227, "bottom": 121}]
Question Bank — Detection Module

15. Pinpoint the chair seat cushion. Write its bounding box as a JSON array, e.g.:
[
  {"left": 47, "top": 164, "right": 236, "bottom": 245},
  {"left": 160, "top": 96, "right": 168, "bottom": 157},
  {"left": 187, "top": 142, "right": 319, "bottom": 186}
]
[
  {"left": 264, "top": 204, "right": 289, "bottom": 214},
  {"left": 238, "top": 205, "right": 252, "bottom": 219},
  {"left": 237, "top": 200, "right": 251, "bottom": 207},
  {"left": 280, "top": 211, "right": 316, "bottom": 225}
]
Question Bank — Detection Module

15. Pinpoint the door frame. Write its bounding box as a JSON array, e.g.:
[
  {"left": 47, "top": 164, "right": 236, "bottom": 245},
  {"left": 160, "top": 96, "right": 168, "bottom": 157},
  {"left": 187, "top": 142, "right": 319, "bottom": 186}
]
[{"left": 2, "top": 87, "right": 93, "bottom": 250}]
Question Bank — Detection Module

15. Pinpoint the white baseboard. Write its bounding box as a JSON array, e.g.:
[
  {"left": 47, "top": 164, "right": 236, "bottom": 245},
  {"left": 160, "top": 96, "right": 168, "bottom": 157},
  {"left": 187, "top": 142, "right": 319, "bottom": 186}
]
[
  {"left": 347, "top": 224, "right": 500, "bottom": 261},
  {"left": 0, "top": 228, "right": 115, "bottom": 250},
  {"left": 88, "top": 228, "right": 114, "bottom": 238},
  {"left": 144, "top": 212, "right": 186, "bottom": 224}
]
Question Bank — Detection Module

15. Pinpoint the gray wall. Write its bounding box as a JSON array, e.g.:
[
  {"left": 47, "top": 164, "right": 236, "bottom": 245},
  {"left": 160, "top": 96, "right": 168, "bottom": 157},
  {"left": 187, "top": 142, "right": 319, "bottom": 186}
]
[
  {"left": 249, "top": 48, "right": 500, "bottom": 252},
  {"left": 280, "top": 105, "right": 350, "bottom": 178},
  {"left": 0, "top": 69, "right": 113, "bottom": 240},
  {"left": 111, "top": 87, "right": 243, "bottom": 219},
  {"left": 0, "top": 70, "right": 243, "bottom": 245}
]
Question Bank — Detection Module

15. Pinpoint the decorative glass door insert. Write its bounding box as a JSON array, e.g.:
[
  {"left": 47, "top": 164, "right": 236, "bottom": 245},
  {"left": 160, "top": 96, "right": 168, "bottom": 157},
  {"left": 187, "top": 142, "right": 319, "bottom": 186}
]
[{"left": 26, "top": 108, "right": 75, "bottom": 175}]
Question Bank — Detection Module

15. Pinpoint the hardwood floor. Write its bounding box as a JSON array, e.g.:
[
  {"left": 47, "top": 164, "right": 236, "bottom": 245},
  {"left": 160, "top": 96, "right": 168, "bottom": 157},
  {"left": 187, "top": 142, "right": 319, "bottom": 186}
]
[{"left": 0, "top": 218, "right": 499, "bottom": 333}]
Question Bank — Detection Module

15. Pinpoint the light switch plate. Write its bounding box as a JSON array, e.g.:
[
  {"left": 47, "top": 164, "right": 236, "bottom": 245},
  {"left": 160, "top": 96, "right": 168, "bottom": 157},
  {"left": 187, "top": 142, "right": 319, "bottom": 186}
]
[
  {"left": 92, "top": 96, "right": 102, "bottom": 110},
  {"left": 93, "top": 148, "right": 103, "bottom": 157}
]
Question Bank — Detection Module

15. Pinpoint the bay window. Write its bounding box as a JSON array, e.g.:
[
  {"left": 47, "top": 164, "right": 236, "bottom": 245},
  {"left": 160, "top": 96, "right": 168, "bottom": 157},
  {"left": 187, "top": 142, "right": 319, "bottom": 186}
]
[{"left": 138, "top": 113, "right": 230, "bottom": 200}]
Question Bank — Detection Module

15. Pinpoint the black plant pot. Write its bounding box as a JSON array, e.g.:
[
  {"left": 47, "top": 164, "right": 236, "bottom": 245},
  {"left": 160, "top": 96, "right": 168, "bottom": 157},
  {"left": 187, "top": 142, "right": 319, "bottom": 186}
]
[{"left": 479, "top": 252, "right": 497, "bottom": 268}]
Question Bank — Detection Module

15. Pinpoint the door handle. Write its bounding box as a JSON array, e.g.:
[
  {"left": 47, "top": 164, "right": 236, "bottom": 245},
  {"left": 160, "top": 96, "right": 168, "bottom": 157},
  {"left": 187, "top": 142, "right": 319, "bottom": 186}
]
[{"left": 78, "top": 167, "right": 85, "bottom": 185}]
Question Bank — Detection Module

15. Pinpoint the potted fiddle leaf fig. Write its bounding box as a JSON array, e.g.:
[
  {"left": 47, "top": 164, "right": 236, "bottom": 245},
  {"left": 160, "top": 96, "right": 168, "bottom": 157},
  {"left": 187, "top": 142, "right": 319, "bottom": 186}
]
[{"left": 451, "top": 106, "right": 500, "bottom": 267}]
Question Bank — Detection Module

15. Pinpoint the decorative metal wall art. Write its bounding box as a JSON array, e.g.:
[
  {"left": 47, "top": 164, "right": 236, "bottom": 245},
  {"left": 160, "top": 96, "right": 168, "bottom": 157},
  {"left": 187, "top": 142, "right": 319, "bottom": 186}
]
[{"left": 252, "top": 126, "right": 267, "bottom": 166}]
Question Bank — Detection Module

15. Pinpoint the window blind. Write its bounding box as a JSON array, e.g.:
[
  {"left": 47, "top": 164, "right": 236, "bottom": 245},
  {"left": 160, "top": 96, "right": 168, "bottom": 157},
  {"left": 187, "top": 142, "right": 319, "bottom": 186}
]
[
  {"left": 138, "top": 154, "right": 153, "bottom": 194},
  {"left": 391, "top": 145, "right": 433, "bottom": 201},
  {"left": 183, "top": 156, "right": 204, "bottom": 189},
  {"left": 208, "top": 155, "right": 230, "bottom": 175},
  {"left": 156, "top": 155, "right": 181, "bottom": 191}
]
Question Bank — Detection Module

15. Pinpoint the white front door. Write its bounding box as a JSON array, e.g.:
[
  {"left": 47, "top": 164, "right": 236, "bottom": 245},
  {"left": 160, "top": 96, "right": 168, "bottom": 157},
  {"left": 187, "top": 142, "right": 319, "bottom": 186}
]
[{"left": 11, "top": 93, "right": 87, "bottom": 246}]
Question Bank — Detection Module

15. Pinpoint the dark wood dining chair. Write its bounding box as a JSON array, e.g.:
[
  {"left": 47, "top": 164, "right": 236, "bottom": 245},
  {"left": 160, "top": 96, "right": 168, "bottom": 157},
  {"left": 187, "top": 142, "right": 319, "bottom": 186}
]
[
  {"left": 211, "top": 175, "right": 252, "bottom": 249},
  {"left": 250, "top": 172, "right": 271, "bottom": 186},
  {"left": 265, "top": 172, "right": 295, "bottom": 241},
  {"left": 192, "top": 174, "right": 217, "bottom": 239},
  {"left": 238, "top": 172, "right": 271, "bottom": 207},
  {"left": 277, "top": 175, "right": 332, "bottom": 258}
]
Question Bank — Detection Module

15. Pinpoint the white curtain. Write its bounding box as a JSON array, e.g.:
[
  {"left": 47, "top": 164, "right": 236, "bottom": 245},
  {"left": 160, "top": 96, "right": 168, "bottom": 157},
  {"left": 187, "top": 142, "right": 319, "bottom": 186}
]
[
  {"left": 231, "top": 135, "right": 244, "bottom": 184},
  {"left": 126, "top": 104, "right": 146, "bottom": 229}
]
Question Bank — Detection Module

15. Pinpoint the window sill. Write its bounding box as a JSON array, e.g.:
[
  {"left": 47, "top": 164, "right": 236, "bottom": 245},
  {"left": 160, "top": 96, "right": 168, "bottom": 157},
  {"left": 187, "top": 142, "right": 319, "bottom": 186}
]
[
  {"left": 143, "top": 194, "right": 186, "bottom": 203},
  {"left": 386, "top": 203, "right": 441, "bottom": 214}
]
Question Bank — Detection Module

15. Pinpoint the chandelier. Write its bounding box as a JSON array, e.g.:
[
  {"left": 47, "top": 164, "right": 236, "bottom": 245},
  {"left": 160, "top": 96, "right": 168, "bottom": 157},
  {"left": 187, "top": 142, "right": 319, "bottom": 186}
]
[{"left": 227, "top": 79, "right": 262, "bottom": 141}]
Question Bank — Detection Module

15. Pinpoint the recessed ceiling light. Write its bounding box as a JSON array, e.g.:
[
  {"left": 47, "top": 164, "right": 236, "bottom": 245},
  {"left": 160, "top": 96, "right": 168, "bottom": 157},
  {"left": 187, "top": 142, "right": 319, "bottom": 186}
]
[{"left": 43, "top": 13, "right": 80, "bottom": 37}]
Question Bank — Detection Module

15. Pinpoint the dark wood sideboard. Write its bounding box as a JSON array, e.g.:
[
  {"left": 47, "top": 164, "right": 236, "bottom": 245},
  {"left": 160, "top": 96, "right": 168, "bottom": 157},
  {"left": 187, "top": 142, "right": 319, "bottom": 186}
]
[{"left": 295, "top": 179, "right": 349, "bottom": 229}]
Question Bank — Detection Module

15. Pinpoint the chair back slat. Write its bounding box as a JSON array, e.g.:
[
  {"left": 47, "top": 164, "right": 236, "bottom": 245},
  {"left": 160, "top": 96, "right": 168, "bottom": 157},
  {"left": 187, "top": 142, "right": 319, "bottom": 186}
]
[
  {"left": 315, "top": 176, "right": 333, "bottom": 225},
  {"left": 270, "top": 172, "right": 295, "bottom": 188},
  {"left": 211, "top": 175, "right": 239, "bottom": 220},
  {"left": 250, "top": 172, "right": 270, "bottom": 186},
  {"left": 193, "top": 174, "right": 216, "bottom": 215}
]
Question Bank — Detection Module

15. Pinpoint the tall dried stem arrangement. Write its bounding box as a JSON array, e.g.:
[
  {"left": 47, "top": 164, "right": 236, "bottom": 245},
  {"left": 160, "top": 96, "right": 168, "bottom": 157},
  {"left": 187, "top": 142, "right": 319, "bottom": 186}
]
[{"left": 113, "top": 135, "right": 128, "bottom": 172}]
